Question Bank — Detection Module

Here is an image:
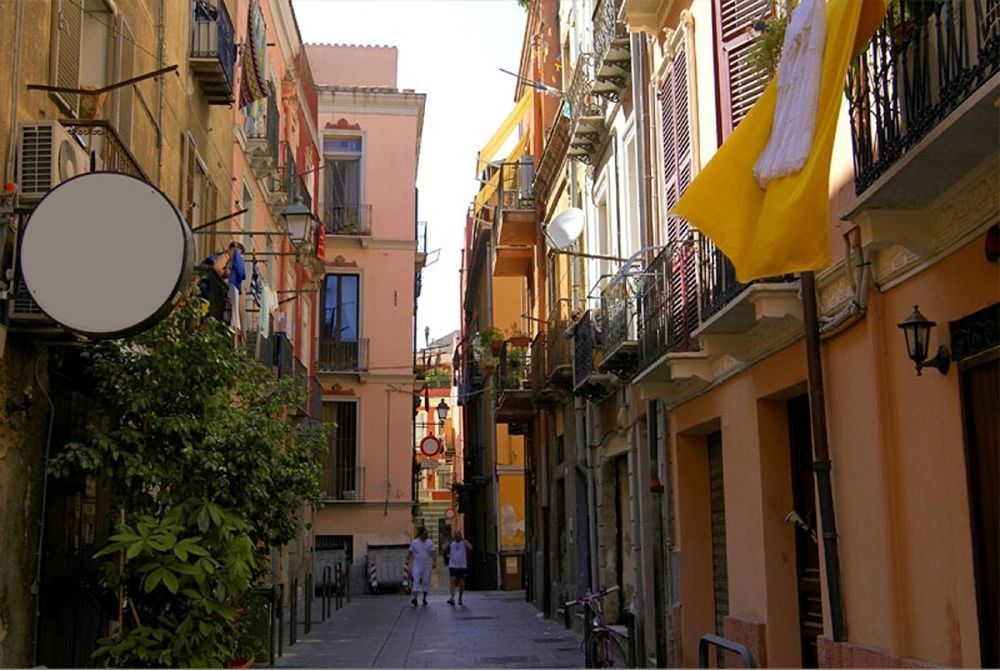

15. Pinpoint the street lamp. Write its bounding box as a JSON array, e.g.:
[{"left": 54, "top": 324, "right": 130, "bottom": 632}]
[
  {"left": 282, "top": 194, "right": 317, "bottom": 252},
  {"left": 436, "top": 399, "right": 450, "bottom": 423},
  {"left": 897, "top": 305, "right": 950, "bottom": 376}
]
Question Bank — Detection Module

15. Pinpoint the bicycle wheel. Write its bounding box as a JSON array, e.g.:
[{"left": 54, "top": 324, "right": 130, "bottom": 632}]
[{"left": 588, "top": 630, "right": 630, "bottom": 668}]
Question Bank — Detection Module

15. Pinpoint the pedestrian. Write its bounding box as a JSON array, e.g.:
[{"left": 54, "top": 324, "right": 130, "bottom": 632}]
[
  {"left": 197, "top": 249, "right": 230, "bottom": 321},
  {"left": 444, "top": 529, "right": 472, "bottom": 606},
  {"left": 406, "top": 527, "right": 436, "bottom": 607}
]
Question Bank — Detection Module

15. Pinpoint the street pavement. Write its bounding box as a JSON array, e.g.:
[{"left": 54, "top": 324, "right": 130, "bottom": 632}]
[{"left": 275, "top": 588, "right": 585, "bottom": 669}]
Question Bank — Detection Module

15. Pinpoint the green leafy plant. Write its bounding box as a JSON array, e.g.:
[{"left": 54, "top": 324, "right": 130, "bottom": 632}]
[
  {"left": 747, "top": 0, "right": 798, "bottom": 79},
  {"left": 425, "top": 367, "right": 452, "bottom": 389},
  {"left": 472, "top": 327, "right": 504, "bottom": 369},
  {"left": 50, "top": 297, "right": 326, "bottom": 666}
]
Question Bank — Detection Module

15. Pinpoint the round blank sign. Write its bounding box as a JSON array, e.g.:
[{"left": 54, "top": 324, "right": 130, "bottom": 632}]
[{"left": 20, "top": 172, "right": 193, "bottom": 338}]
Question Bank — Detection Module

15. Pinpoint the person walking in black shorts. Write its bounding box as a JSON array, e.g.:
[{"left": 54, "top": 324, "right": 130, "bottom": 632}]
[{"left": 445, "top": 530, "right": 472, "bottom": 606}]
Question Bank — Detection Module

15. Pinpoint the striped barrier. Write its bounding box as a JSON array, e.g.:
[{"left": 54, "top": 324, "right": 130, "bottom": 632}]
[
  {"left": 368, "top": 559, "right": 378, "bottom": 593},
  {"left": 401, "top": 561, "right": 411, "bottom": 594}
]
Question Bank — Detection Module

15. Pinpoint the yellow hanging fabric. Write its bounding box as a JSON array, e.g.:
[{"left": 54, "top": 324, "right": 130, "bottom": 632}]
[{"left": 670, "top": 0, "right": 886, "bottom": 283}]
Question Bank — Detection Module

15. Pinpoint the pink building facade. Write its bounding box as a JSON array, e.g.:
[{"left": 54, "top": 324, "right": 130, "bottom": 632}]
[{"left": 306, "top": 44, "right": 426, "bottom": 587}]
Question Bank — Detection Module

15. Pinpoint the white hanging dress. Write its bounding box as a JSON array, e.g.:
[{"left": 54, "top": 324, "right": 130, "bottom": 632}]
[{"left": 753, "top": 0, "right": 828, "bottom": 189}]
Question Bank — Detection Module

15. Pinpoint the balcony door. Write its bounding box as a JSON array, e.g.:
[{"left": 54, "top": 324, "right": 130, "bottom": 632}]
[
  {"left": 320, "top": 273, "right": 359, "bottom": 371},
  {"left": 323, "top": 135, "right": 363, "bottom": 234}
]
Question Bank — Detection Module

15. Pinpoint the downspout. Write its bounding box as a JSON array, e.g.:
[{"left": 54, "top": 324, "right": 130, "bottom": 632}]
[
  {"left": 486, "top": 236, "right": 501, "bottom": 589},
  {"left": 584, "top": 398, "right": 599, "bottom": 593},
  {"left": 648, "top": 399, "right": 671, "bottom": 667},
  {"left": 801, "top": 271, "right": 847, "bottom": 641},
  {"left": 629, "top": 29, "right": 654, "bottom": 665}
]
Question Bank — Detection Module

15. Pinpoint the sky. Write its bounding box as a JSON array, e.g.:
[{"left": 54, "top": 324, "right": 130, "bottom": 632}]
[{"left": 291, "top": 0, "right": 528, "bottom": 347}]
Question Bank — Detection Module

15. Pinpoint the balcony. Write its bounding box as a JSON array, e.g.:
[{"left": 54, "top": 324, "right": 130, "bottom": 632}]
[
  {"left": 324, "top": 204, "right": 372, "bottom": 236},
  {"left": 532, "top": 102, "right": 571, "bottom": 201},
  {"left": 275, "top": 331, "right": 294, "bottom": 379},
  {"left": 845, "top": 0, "right": 999, "bottom": 217},
  {"left": 598, "top": 274, "right": 639, "bottom": 379},
  {"left": 63, "top": 120, "right": 147, "bottom": 181},
  {"left": 591, "top": 0, "right": 631, "bottom": 102},
  {"left": 571, "top": 311, "right": 617, "bottom": 401},
  {"left": 244, "top": 84, "right": 280, "bottom": 177},
  {"left": 265, "top": 142, "right": 296, "bottom": 210},
  {"left": 495, "top": 341, "right": 534, "bottom": 423},
  {"left": 567, "top": 56, "right": 609, "bottom": 164},
  {"left": 494, "top": 160, "right": 536, "bottom": 277},
  {"left": 316, "top": 338, "right": 369, "bottom": 373},
  {"left": 189, "top": 0, "right": 236, "bottom": 105},
  {"left": 694, "top": 239, "right": 802, "bottom": 361}
]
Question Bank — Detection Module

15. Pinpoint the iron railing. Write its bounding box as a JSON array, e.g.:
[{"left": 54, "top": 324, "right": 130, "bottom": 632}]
[
  {"left": 317, "top": 338, "right": 369, "bottom": 372},
  {"left": 324, "top": 204, "right": 372, "bottom": 236},
  {"left": 269, "top": 142, "right": 297, "bottom": 200},
  {"left": 547, "top": 301, "right": 573, "bottom": 378},
  {"left": 698, "top": 237, "right": 795, "bottom": 323},
  {"left": 274, "top": 332, "right": 294, "bottom": 379},
  {"left": 572, "top": 310, "right": 598, "bottom": 391},
  {"left": 189, "top": 0, "right": 236, "bottom": 101},
  {"left": 638, "top": 247, "right": 672, "bottom": 368},
  {"left": 498, "top": 342, "right": 532, "bottom": 392},
  {"left": 63, "top": 120, "right": 147, "bottom": 181},
  {"left": 530, "top": 332, "right": 547, "bottom": 393},
  {"left": 846, "top": 0, "right": 1000, "bottom": 194},
  {"left": 245, "top": 82, "right": 280, "bottom": 161},
  {"left": 593, "top": 0, "right": 629, "bottom": 95},
  {"left": 600, "top": 276, "right": 635, "bottom": 360}
]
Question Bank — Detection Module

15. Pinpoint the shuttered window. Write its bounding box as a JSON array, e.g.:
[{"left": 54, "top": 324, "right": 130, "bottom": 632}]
[
  {"left": 714, "top": 0, "right": 770, "bottom": 139},
  {"left": 657, "top": 41, "right": 697, "bottom": 351},
  {"left": 50, "top": 0, "right": 84, "bottom": 115}
]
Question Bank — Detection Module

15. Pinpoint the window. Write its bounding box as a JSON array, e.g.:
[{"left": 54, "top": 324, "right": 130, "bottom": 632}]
[
  {"left": 50, "top": 0, "right": 134, "bottom": 140},
  {"left": 318, "top": 274, "right": 360, "bottom": 370},
  {"left": 321, "top": 401, "right": 359, "bottom": 499},
  {"left": 323, "top": 136, "right": 364, "bottom": 233},
  {"left": 185, "top": 137, "right": 218, "bottom": 258}
]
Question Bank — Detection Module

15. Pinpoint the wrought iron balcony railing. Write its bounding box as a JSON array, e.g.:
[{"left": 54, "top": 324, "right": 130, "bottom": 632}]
[
  {"left": 846, "top": 0, "right": 999, "bottom": 194},
  {"left": 324, "top": 204, "right": 372, "bottom": 236},
  {"left": 637, "top": 242, "right": 700, "bottom": 371},
  {"left": 317, "top": 338, "right": 369, "bottom": 373},
  {"left": 244, "top": 82, "right": 280, "bottom": 163},
  {"left": 600, "top": 278, "right": 635, "bottom": 360},
  {"left": 275, "top": 331, "right": 295, "bottom": 379},
  {"left": 698, "top": 237, "right": 795, "bottom": 323},
  {"left": 592, "top": 0, "right": 630, "bottom": 102},
  {"left": 267, "top": 142, "right": 296, "bottom": 204},
  {"left": 572, "top": 310, "right": 597, "bottom": 391},
  {"left": 63, "top": 120, "right": 147, "bottom": 181},
  {"left": 189, "top": 0, "right": 236, "bottom": 104},
  {"left": 567, "top": 53, "right": 608, "bottom": 163}
]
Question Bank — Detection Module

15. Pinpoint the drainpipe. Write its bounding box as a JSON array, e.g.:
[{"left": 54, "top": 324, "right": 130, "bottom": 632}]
[
  {"left": 580, "top": 395, "right": 598, "bottom": 593},
  {"left": 648, "top": 399, "right": 671, "bottom": 667},
  {"left": 801, "top": 271, "right": 847, "bottom": 641},
  {"left": 629, "top": 29, "right": 655, "bottom": 665},
  {"left": 156, "top": 0, "right": 166, "bottom": 184}
]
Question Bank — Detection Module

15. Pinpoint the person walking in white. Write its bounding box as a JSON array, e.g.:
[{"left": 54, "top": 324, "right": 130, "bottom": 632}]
[
  {"left": 406, "top": 527, "right": 436, "bottom": 606},
  {"left": 445, "top": 530, "right": 473, "bottom": 606}
]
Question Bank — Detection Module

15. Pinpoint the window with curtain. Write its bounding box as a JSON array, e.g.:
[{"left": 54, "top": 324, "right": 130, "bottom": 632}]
[{"left": 319, "top": 274, "right": 360, "bottom": 370}]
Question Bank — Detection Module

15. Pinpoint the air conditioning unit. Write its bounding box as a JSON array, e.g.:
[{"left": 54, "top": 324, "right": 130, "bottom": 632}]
[{"left": 16, "top": 121, "right": 89, "bottom": 203}]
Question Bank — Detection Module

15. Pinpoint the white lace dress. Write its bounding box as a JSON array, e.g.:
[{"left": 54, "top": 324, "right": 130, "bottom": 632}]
[{"left": 753, "top": 0, "right": 828, "bottom": 188}]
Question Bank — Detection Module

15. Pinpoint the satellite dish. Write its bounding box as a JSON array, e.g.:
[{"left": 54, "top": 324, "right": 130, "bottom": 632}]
[
  {"left": 546, "top": 207, "right": 585, "bottom": 250},
  {"left": 58, "top": 139, "right": 85, "bottom": 182},
  {"left": 20, "top": 172, "right": 193, "bottom": 338}
]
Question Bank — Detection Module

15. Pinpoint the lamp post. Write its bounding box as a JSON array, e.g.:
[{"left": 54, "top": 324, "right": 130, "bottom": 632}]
[{"left": 436, "top": 398, "right": 450, "bottom": 432}]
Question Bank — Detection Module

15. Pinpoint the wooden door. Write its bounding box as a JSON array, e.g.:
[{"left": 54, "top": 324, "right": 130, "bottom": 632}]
[
  {"left": 788, "top": 394, "right": 822, "bottom": 667},
  {"left": 707, "top": 431, "right": 728, "bottom": 666},
  {"left": 959, "top": 350, "right": 999, "bottom": 667}
]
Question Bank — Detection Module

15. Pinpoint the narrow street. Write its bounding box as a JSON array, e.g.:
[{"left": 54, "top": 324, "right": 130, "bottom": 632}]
[{"left": 277, "top": 590, "right": 583, "bottom": 669}]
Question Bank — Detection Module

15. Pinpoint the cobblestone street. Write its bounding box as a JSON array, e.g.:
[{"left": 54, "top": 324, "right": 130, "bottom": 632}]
[{"left": 276, "top": 589, "right": 584, "bottom": 668}]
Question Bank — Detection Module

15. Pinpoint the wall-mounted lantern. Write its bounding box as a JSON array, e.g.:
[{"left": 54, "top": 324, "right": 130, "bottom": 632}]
[
  {"left": 282, "top": 195, "right": 317, "bottom": 252},
  {"left": 436, "top": 399, "right": 450, "bottom": 423},
  {"left": 897, "top": 305, "right": 950, "bottom": 376}
]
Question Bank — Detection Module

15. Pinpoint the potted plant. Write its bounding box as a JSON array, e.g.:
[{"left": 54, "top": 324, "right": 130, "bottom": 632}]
[
  {"left": 505, "top": 324, "right": 532, "bottom": 348},
  {"left": 474, "top": 327, "right": 504, "bottom": 361}
]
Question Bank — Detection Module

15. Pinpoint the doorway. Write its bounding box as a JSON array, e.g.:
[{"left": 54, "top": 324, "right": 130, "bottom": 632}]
[
  {"left": 958, "top": 346, "right": 998, "bottom": 667},
  {"left": 787, "top": 394, "right": 822, "bottom": 668},
  {"left": 707, "top": 430, "right": 728, "bottom": 667}
]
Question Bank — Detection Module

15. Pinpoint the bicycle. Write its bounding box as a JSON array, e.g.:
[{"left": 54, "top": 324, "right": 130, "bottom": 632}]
[{"left": 561, "top": 584, "right": 631, "bottom": 668}]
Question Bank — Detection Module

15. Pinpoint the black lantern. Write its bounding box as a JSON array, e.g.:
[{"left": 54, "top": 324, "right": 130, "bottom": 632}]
[
  {"left": 435, "top": 398, "right": 450, "bottom": 423},
  {"left": 282, "top": 195, "right": 317, "bottom": 251},
  {"left": 897, "top": 305, "right": 950, "bottom": 376}
]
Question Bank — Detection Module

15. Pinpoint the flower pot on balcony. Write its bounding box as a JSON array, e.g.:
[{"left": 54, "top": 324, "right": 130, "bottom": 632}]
[{"left": 508, "top": 335, "right": 531, "bottom": 348}]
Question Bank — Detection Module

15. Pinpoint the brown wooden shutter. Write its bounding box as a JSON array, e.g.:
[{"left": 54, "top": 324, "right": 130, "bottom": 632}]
[
  {"left": 50, "top": 0, "right": 83, "bottom": 115},
  {"left": 657, "top": 45, "right": 697, "bottom": 351},
  {"left": 714, "top": 0, "right": 770, "bottom": 140},
  {"left": 185, "top": 137, "right": 197, "bottom": 227}
]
